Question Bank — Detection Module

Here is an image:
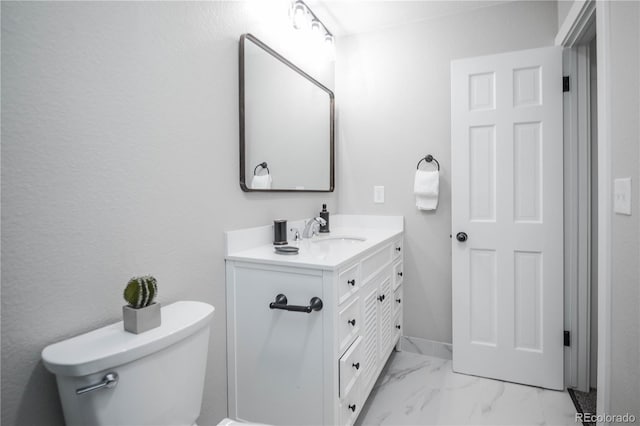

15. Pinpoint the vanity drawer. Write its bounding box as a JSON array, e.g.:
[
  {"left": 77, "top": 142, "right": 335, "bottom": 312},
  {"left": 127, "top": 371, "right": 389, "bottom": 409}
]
[
  {"left": 393, "top": 286, "right": 403, "bottom": 317},
  {"left": 338, "top": 263, "right": 360, "bottom": 305},
  {"left": 361, "top": 244, "right": 392, "bottom": 284},
  {"left": 339, "top": 380, "right": 361, "bottom": 426},
  {"left": 338, "top": 297, "right": 361, "bottom": 355},
  {"left": 392, "top": 238, "right": 403, "bottom": 259},
  {"left": 392, "top": 261, "right": 403, "bottom": 290},
  {"left": 339, "top": 336, "right": 363, "bottom": 398},
  {"left": 394, "top": 311, "right": 403, "bottom": 339}
]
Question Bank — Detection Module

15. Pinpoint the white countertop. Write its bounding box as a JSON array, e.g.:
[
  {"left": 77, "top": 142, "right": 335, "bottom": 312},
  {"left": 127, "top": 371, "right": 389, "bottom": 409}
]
[{"left": 225, "top": 215, "right": 403, "bottom": 270}]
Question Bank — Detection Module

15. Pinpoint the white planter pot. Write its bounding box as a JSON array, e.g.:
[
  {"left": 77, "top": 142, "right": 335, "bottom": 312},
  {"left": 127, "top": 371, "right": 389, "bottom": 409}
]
[{"left": 123, "top": 303, "right": 161, "bottom": 334}]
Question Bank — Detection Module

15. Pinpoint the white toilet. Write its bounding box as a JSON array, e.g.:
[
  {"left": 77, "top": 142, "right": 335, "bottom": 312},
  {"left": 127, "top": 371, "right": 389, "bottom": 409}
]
[{"left": 42, "top": 301, "right": 214, "bottom": 426}]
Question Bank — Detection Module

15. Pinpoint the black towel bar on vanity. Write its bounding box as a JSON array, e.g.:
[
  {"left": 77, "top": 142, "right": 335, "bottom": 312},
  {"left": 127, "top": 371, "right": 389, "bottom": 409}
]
[{"left": 269, "top": 294, "right": 323, "bottom": 313}]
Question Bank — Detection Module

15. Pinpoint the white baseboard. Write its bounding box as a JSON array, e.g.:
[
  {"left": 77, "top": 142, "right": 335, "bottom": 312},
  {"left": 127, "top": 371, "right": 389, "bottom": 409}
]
[{"left": 400, "top": 336, "right": 453, "bottom": 360}]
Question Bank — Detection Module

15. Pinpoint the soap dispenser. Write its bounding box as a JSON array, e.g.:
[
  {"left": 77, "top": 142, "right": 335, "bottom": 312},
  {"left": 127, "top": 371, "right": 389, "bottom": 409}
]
[{"left": 319, "top": 204, "right": 330, "bottom": 233}]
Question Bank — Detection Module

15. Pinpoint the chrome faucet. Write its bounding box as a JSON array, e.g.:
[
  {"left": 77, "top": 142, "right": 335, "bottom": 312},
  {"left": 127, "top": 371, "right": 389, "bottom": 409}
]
[
  {"left": 290, "top": 227, "right": 301, "bottom": 242},
  {"left": 302, "top": 217, "right": 327, "bottom": 239}
]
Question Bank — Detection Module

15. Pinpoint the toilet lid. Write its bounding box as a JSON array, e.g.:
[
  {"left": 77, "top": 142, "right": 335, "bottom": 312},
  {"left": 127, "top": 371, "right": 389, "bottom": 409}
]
[{"left": 42, "top": 301, "right": 214, "bottom": 376}]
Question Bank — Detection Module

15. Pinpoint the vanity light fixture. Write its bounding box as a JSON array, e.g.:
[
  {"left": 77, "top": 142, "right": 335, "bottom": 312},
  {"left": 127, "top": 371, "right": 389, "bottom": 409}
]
[{"left": 290, "top": 0, "right": 334, "bottom": 47}]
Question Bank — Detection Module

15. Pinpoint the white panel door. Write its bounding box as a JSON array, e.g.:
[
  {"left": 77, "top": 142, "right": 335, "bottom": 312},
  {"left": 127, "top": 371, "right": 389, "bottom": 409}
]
[{"left": 451, "top": 47, "right": 564, "bottom": 390}]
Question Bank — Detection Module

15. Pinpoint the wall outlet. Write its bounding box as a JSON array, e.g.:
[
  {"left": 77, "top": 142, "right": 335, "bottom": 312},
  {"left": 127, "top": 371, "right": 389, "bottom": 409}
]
[
  {"left": 614, "top": 178, "right": 631, "bottom": 215},
  {"left": 374, "top": 186, "right": 385, "bottom": 204}
]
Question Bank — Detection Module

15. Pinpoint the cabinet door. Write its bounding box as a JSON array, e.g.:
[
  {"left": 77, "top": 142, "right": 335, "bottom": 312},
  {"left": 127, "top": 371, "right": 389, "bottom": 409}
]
[
  {"left": 378, "top": 276, "right": 394, "bottom": 358},
  {"left": 361, "top": 285, "right": 379, "bottom": 393},
  {"left": 231, "top": 265, "right": 324, "bottom": 425}
]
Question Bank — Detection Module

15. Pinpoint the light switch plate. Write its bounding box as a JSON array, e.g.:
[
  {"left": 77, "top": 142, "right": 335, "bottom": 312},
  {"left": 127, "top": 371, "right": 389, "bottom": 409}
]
[
  {"left": 374, "top": 186, "right": 385, "bottom": 203},
  {"left": 614, "top": 178, "right": 632, "bottom": 215}
]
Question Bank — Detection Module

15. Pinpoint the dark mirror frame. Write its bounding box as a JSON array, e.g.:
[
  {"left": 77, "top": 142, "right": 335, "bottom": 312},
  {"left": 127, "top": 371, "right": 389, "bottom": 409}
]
[{"left": 239, "top": 33, "right": 335, "bottom": 192}]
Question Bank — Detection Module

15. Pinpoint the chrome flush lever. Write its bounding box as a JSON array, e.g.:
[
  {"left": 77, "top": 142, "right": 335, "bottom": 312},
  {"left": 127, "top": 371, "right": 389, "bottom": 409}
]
[{"left": 76, "top": 372, "right": 119, "bottom": 395}]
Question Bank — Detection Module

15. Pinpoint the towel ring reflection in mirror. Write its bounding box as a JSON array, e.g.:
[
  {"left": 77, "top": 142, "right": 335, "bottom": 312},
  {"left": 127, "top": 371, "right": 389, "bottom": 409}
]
[
  {"left": 254, "top": 162, "right": 270, "bottom": 176},
  {"left": 416, "top": 154, "right": 440, "bottom": 171}
]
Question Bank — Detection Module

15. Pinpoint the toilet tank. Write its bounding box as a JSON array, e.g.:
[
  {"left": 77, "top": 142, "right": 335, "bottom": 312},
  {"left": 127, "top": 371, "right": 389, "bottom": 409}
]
[{"left": 42, "top": 301, "right": 214, "bottom": 426}]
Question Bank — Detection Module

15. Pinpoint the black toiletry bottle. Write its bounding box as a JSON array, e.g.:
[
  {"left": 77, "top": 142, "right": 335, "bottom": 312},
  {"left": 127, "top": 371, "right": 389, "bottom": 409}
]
[
  {"left": 273, "top": 219, "right": 288, "bottom": 245},
  {"left": 319, "top": 204, "right": 330, "bottom": 233}
]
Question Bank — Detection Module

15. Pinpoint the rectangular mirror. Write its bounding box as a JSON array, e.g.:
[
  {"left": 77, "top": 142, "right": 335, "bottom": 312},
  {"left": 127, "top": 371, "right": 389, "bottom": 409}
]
[{"left": 239, "top": 33, "right": 334, "bottom": 192}]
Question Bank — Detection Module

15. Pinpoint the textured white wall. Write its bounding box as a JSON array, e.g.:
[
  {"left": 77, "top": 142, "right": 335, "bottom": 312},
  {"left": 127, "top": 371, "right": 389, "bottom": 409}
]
[
  {"left": 1, "top": 2, "right": 336, "bottom": 425},
  {"left": 608, "top": 0, "right": 640, "bottom": 417},
  {"left": 336, "top": 1, "right": 557, "bottom": 344},
  {"left": 557, "top": 0, "right": 575, "bottom": 31}
]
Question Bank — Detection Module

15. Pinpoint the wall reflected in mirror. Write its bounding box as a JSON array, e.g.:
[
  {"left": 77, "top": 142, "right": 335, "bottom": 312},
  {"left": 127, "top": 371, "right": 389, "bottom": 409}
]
[{"left": 240, "top": 33, "right": 334, "bottom": 192}]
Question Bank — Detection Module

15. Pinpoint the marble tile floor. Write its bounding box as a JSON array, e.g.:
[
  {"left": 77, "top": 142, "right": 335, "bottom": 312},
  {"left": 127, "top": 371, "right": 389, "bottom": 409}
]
[{"left": 356, "top": 351, "right": 578, "bottom": 426}]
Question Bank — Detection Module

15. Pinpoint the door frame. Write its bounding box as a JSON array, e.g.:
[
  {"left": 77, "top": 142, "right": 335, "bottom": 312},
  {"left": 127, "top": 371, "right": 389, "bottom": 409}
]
[
  {"left": 556, "top": 0, "right": 612, "bottom": 419},
  {"left": 562, "top": 43, "right": 594, "bottom": 393}
]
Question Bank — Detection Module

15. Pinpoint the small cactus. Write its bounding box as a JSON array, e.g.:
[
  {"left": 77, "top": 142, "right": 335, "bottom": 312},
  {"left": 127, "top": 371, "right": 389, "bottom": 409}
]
[{"left": 123, "top": 275, "right": 158, "bottom": 309}]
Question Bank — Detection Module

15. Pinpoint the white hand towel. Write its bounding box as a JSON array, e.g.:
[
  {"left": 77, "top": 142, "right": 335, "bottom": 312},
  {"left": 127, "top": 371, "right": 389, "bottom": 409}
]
[
  {"left": 414, "top": 170, "right": 439, "bottom": 210},
  {"left": 251, "top": 174, "right": 272, "bottom": 189}
]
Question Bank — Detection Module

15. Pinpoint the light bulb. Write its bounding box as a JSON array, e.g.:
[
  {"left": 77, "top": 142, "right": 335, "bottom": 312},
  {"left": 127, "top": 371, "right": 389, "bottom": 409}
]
[
  {"left": 324, "top": 33, "right": 335, "bottom": 60},
  {"left": 311, "top": 19, "right": 322, "bottom": 35},
  {"left": 324, "top": 33, "right": 334, "bottom": 46},
  {"left": 292, "top": 2, "right": 307, "bottom": 30}
]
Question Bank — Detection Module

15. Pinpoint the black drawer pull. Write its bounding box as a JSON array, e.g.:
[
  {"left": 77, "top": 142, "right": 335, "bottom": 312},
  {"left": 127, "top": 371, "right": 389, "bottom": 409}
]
[
  {"left": 347, "top": 279, "right": 356, "bottom": 286},
  {"left": 352, "top": 362, "right": 360, "bottom": 370},
  {"left": 397, "top": 271, "right": 403, "bottom": 277},
  {"left": 396, "top": 298, "right": 401, "bottom": 304},
  {"left": 348, "top": 404, "right": 356, "bottom": 412},
  {"left": 378, "top": 294, "right": 385, "bottom": 302},
  {"left": 396, "top": 324, "right": 401, "bottom": 330},
  {"left": 269, "top": 294, "right": 323, "bottom": 313},
  {"left": 348, "top": 319, "right": 356, "bottom": 326},
  {"left": 395, "top": 246, "right": 401, "bottom": 252}
]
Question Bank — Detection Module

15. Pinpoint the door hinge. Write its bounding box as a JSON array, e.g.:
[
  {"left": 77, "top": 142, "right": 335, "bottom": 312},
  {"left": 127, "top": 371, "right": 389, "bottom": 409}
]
[
  {"left": 563, "top": 76, "right": 570, "bottom": 92},
  {"left": 564, "top": 330, "right": 571, "bottom": 347}
]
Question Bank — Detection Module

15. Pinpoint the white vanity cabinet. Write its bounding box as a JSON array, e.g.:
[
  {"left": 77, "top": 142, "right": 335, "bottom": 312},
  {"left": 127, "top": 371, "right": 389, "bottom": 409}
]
[{"left": 226, "top": 229, "right": 403, "bottom": 426}]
